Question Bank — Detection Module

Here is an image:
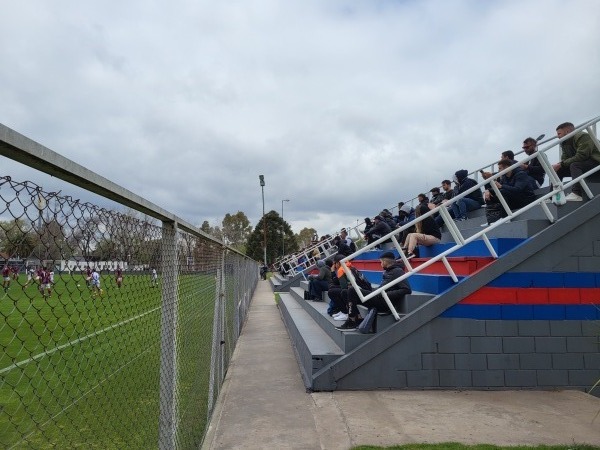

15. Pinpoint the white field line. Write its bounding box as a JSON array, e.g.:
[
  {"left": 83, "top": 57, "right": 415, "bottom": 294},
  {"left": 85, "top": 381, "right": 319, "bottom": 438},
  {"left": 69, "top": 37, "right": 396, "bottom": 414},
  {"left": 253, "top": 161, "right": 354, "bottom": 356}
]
[{"left": 0, "top": 306, "right": 161, "bottom": 375}]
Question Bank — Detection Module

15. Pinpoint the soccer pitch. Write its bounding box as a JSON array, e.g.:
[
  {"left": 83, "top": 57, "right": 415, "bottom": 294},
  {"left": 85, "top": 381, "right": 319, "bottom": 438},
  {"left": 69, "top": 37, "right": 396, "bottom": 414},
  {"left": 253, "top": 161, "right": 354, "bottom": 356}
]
[{"left": 0, "top": 272, "right": 218, "bottom": 449}]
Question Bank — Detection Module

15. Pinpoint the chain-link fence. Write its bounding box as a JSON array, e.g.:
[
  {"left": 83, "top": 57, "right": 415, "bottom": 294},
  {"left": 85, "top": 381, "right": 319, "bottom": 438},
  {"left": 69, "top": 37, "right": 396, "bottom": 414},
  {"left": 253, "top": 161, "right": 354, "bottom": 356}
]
[{"left": 0, "top": 173, "right": 258, "bottom": 449}]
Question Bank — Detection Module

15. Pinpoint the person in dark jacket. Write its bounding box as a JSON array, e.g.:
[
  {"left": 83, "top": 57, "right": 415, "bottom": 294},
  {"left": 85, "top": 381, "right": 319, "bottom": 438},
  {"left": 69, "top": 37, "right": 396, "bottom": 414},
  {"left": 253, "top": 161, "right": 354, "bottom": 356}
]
[
  {"left": 363, "top": 215, "right": 392, "bottom": 248},
  {"left": 484, "top": 159, "right": 536, "bottom": 224},
  {"left": 521, "top": 137, "right": 545, "bottom": 187},
  {"left": 402, "top": 204, "right": 441, "bottom": 259},
  {"left": 450, "top": 169, "right": 484, "bottom": 221},
  {"left": 336, "top": 251, "right": 412, "bottom": 331},
  {"left": 307, "top": 259, "right": 332, "bottom": 301}
]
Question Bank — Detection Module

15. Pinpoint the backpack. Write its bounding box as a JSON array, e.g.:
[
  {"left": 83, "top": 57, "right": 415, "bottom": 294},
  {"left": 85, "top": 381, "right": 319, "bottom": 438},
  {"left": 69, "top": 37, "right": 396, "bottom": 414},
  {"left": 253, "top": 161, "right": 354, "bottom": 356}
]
[
  {"left": 350, "top": 266, "right": 373, "bottom": 292},
  {"left": 348, "top": 241, "right": 357, "bottom": 254},
  {"left": 358, "top": 307, "right": 377, "bottom": 334}
]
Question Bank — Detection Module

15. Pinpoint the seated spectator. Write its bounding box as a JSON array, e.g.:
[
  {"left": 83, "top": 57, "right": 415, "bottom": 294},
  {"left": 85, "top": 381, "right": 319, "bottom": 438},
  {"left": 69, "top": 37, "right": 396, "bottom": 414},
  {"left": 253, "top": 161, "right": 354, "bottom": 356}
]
[
  {"left": 417, "top": 193, "right": 429, "bottom": 207},
  {"left": 484, "top": 159, "right": 536, "bottom": 224},
  {"left": 397, "top": 203, "right": 416, "bottom": 245},
  {"left": 521, "top": 137, "right": 545, "bottom": 187},
  {"left": 378, "top": 209, "right": 397, "bottom": 229},
  {"left": 336, "top": 252, "right": 411, "bottom": 331},
  {"left": 363, "top": 215, "right": 393, "bottom": 249},
  {"left": 450, "top": 169, "right": 484, "bottom": 221},
  {"left": 428, "top": 187, "right": 445, "bottom": 209},
  {"left": 551, "top": 121, "right": 600, "bottom": 201},
  {"left": 441, "top": 179, "right": 455, "bottom": 202},
  {"left": 327, "top": 254, "right": 350, "bottom": 318},
  {"left": 363, "top": 218, "right": 375, "bottom": 244},
  {"left": 402, "top": 204, "right": 442, "bottom": 259},
  {"left": 333, "top": 235, "right": 353, "bottom": 256},
  {"left": 481, "top": 150, "right": 517, "bottom": 180},
  {"left": 340, "top": 228, "right": 356, "bottom": 253},
  {"left": 307, "top": 259, "right": 332, "bottom": 301}
]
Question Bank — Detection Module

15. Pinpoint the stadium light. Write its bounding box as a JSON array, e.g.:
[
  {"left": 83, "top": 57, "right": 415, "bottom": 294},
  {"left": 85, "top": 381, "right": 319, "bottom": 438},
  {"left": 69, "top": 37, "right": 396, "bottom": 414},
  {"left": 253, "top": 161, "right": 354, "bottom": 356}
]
[{"left": 259, "top": 175, "right": 267, "bottom": 265}]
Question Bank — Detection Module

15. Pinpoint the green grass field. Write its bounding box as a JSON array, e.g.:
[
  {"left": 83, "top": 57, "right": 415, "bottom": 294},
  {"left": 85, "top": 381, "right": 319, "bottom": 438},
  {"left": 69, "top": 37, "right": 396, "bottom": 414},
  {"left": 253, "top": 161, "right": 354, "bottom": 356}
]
[{"left": 0, "top": 272, "right": 219, "bottom": 449}]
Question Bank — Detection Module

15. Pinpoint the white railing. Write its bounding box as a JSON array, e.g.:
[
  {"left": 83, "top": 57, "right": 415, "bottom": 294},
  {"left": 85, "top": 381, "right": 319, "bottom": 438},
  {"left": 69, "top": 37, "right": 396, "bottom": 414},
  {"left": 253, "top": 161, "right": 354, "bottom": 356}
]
[{"left": 340, "top": 115, "right": 600, "bottom": 321}]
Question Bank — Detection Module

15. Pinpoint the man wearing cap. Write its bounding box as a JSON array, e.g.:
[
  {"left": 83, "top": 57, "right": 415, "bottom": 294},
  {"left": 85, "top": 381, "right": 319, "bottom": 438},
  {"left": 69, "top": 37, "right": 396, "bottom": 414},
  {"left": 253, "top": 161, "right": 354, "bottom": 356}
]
[
  {"left": 428, "top": 187, "right": 445, "bottom": 209},
  {"left": 336, "top": 251, "right": 411, "bottom": 331}
]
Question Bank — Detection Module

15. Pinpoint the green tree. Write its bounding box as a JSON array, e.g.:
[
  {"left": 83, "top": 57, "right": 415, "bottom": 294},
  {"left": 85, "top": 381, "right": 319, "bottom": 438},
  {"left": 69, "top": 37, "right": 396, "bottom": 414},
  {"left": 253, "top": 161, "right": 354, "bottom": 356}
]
[
  {"left": 295, "top": 227, "right": 317, "bottom": 249},
  {"left": 221, "top": 211, "right": 252, "bottom": 253},
  {"left": 246, "top": 210, "right": 297, "bottom": 264},
  {"left": 0, "top": 219, "right": 36, "bottom": 259},
  {"left": 200, "top": 220, "right": 223, "bottom": 241}
]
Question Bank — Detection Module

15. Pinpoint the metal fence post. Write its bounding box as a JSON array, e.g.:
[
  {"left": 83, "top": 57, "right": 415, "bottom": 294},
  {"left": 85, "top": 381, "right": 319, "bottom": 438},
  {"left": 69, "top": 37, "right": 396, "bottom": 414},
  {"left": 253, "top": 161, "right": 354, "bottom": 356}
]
[{"left": 158, "top": 221, "right": 180, "bottom": 450}]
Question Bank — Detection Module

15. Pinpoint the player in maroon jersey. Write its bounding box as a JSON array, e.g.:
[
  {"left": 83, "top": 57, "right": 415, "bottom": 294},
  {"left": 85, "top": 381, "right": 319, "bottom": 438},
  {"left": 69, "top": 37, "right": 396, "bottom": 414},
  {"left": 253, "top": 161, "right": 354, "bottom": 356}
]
[
  {"left": 115, "top": 266, "right": 123, "bottom": 289},
  {"left": 35, "top": 267, "right": 45, "bottom": 294},
  {"left": 40, "top": 267, "right": 52, "bottom": 297},
  {"left": 2, "top": 265, "right": 10, "bottom": 293},
  {"left": 85, "top": 266, "right": 92, "bottom": 287}
]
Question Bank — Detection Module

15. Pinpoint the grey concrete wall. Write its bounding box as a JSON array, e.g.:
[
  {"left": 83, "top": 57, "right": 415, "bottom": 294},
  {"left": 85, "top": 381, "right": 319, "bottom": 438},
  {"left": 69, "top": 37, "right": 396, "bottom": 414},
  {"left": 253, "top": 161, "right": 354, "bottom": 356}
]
[{"left": 335, "top": 318, "right": 600, "bottom": 394}]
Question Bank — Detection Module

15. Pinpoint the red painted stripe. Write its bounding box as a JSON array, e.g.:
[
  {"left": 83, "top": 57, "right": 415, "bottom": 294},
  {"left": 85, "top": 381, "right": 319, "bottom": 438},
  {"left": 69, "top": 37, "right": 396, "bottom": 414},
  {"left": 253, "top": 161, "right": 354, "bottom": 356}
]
[{"left": 460, "top": 287, "right": 600, "bottom": 305}]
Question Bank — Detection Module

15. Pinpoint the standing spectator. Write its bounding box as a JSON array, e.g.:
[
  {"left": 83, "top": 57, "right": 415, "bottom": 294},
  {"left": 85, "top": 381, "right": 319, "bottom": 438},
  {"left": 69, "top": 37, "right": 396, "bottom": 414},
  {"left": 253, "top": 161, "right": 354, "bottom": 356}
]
[
  {"left": 484, "top": 159, "right": 536, "bottom": 224},
  {"left": 402, "top": 204, "right": 442, "bottom": 259},
  {"left": 551, "top": 121, "right": 600, "bottom": 201},
  {"left": 307, "top": 259, "right": 332, "bottom": 301},
  {"left": 521, "top": 137, "right": 546, "bottom": 187},
  {"left": 336, "top": 252, "right": 411, "bottom": 331},
  {"left": 450, "top": 169, "right": 484, "bottom": 221}
]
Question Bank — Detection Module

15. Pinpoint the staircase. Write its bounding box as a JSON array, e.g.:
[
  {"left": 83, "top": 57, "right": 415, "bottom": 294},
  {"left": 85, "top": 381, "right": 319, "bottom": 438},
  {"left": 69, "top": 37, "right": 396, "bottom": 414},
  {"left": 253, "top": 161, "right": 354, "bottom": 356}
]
[{"left": 275, "top": 189, "right": 600, "bottom": 393}]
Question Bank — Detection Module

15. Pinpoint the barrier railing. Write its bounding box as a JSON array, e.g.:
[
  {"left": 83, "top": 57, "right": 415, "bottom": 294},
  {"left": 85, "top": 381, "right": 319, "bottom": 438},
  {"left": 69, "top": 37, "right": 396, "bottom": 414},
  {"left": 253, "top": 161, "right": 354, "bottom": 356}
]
[
  {"left": 340, "top": 115, "right": 600, "bottom": 321},
  {"left": 0, "top": 124, "right": 258, "bottom": 449}
]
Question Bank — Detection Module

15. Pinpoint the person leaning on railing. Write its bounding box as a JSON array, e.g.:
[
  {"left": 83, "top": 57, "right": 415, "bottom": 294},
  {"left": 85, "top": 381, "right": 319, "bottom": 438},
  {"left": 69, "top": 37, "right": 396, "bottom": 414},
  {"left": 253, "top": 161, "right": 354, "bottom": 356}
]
[
  {"left": 552, "top": 121, "right": 600, "bottom": 202},
  {"left": 483, "top": 159, "right": 536, "bottom": 225}
]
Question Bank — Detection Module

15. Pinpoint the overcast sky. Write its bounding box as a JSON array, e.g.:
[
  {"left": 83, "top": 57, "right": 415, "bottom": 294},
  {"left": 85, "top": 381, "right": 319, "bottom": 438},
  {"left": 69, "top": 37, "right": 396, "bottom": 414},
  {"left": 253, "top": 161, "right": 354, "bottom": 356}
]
[{"left": 1, "top": 0, "right": 599, "bottom": 239}]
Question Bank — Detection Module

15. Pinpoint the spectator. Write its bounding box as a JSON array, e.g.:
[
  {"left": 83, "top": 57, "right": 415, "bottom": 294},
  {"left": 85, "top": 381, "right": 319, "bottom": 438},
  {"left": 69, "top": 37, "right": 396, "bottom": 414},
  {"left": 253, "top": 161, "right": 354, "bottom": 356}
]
[
  {"left": 551, "top": 121, "right": 600, "bottom": 201},
  {"left": 362, "top": 218, "right": 374, "bottom": 244},
  {"left": 521, "top": 137, "right": 545, "bottom": 187},
  {"left": 397, "top": 203, "right": 417, "bottom": 246},
  {"left": 340, "top": 228, "right": 356, "bottom": 253},
  {"left": 482, "top": 151, "right": 517, "bottom": 180},
  {"left": 336, "top": 252, "right": 411, "bottom": 331},
  {"left": 417, "top": 193, "right": 429, "bottom": 207},
  {"left": 484, "top": 159, "right": 536, "bottom": 224},
  {"left": 402, "top": 204, "right": 442, "bottom": 259},
  {"left": 363, "top": 215, "right": 393, "bottom": 249},
  {"left": 327, "top": 254, "right": 349, "bottom": 319},
  {"left": 379, "top": 209, "right": 397, "bottom": 229},
  {"left": 333, "top": 235, "right": 353, "bottom": 256},
  {"left": 307, "top": 259, "right": 332, "bottom": 301},
  {"left": 428, "top": 187, "right": 445, "bottom": 209},
  {"left": 450, "top": 169, "right": 484, "bottom": 221},
  {"left": 441, "top": 179, "right": 455, "bottom": 202}
]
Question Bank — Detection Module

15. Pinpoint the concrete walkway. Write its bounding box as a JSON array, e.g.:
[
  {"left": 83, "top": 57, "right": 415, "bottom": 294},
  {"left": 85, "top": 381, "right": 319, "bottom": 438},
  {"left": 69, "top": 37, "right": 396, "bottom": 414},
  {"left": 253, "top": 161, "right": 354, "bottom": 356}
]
[{"left": 202, "top": 280, "right": 600, "bottom": 450}]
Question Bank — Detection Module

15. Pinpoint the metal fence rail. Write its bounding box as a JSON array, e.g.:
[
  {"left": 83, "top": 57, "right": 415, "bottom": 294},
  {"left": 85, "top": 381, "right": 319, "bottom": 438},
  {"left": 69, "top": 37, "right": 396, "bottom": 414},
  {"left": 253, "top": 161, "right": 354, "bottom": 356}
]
[{"left": 0, "top": 125, "right": 258, "bottom": 449}]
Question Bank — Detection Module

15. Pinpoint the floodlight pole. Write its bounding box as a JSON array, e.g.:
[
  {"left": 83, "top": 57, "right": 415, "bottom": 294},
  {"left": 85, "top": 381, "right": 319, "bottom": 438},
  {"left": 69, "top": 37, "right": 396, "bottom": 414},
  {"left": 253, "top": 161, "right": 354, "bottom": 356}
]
[
  {"left": 281, "top": 199, "right": 290, "bottom": 257},
  {"left": 259, "top": 175, "right": 267, "bottom": 266}
]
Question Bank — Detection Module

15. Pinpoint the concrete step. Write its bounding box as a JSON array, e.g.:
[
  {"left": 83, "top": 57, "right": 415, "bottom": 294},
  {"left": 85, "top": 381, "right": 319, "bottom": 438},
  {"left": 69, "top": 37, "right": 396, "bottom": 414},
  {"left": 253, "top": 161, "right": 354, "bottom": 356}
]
[
  {"left": 289, "top": 287, "right": 379, "bottom": 352},
  {"left": 278, "top": 292, "right": 344, "bottom": 389}
]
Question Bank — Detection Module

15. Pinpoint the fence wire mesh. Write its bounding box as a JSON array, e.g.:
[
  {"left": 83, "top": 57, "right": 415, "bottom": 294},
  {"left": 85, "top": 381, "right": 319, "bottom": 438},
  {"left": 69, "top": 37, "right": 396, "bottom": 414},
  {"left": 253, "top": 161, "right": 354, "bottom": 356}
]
[{"left": 0, "top": 175, "right": 258, "bottom": 449}]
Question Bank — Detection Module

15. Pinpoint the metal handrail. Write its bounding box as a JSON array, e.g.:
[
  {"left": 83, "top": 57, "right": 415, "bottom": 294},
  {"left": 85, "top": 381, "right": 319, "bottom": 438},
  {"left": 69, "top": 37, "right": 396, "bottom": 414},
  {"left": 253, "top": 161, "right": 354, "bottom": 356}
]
[{"left": 340, "top": 115, "right": 600, "bottom": 321}]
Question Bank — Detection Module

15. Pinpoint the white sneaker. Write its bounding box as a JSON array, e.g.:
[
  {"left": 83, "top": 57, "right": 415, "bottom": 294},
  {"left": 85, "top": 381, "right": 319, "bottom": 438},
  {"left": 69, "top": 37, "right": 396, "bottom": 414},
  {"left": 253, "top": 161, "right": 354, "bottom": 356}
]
[
  {"left": 565, "top": 193, "right": 583, "bottom": 201},
  {"left": 333, "top": 313, "right": 348, "bottom": 321}
]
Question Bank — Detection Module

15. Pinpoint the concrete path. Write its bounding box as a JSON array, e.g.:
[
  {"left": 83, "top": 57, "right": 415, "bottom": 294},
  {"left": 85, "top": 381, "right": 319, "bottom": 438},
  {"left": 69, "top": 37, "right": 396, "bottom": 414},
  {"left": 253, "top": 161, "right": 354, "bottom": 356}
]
[{"left": 202, "top": 280, "right": 600, "bottom": 450}]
